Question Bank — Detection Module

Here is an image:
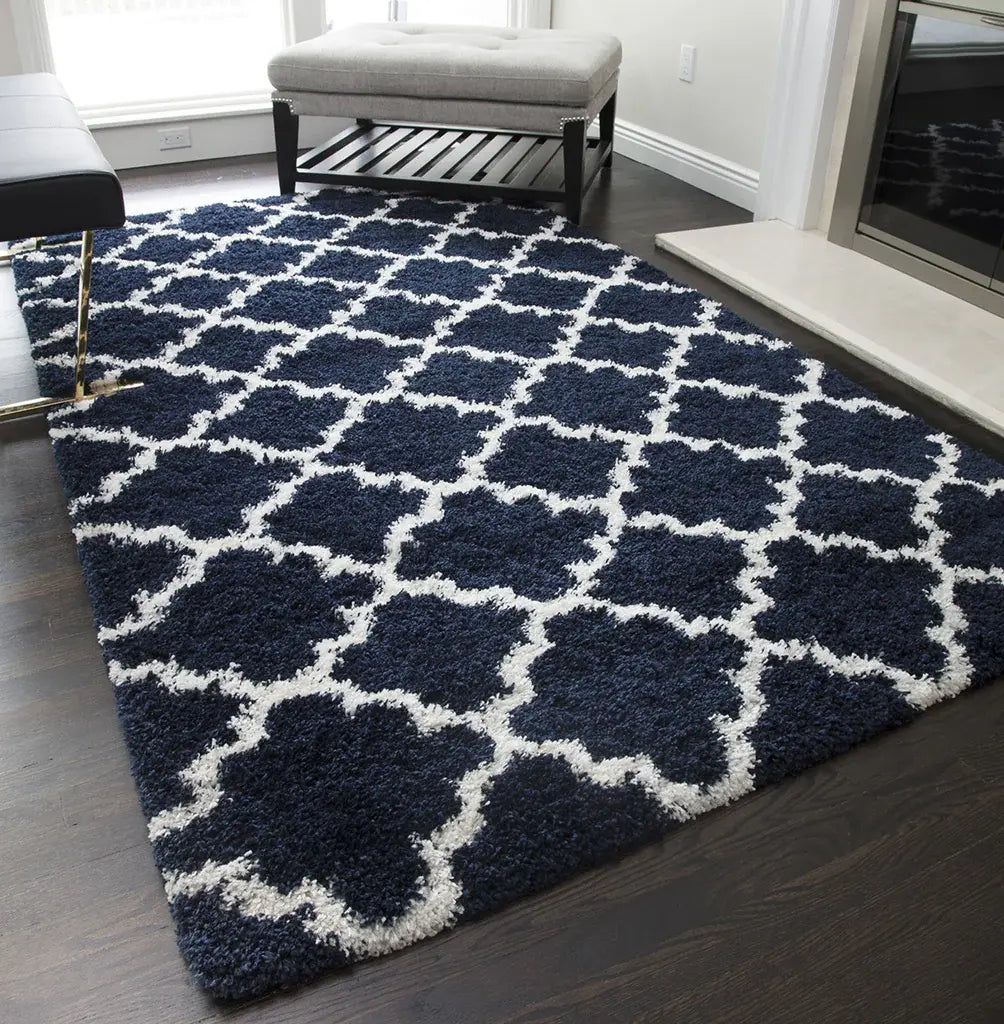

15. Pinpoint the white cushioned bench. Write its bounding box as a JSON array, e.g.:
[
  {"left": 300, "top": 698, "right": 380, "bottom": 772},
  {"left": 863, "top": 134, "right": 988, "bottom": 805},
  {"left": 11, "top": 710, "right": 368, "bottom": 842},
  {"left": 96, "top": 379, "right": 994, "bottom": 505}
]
[{"left": 267, "top": 23, "right": 622, "bottom": 223}]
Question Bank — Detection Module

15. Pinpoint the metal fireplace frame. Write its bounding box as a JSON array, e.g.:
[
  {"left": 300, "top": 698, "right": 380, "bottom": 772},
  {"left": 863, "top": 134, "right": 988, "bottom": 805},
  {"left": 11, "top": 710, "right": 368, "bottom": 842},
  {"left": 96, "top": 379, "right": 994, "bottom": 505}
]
[{"left": 828, "top": 0, "right": 1004, "bottom": 317}]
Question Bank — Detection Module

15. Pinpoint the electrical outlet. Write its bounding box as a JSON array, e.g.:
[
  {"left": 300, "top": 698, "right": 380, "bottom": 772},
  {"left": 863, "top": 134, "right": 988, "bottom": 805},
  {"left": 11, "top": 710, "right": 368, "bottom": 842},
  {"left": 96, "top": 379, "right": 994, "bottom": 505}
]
[
  {"left": 679, "top": 44, "right": 696, "bottom": 83},
  {"left": 158, "top": 127, "right": 191, "bottom": 150}
]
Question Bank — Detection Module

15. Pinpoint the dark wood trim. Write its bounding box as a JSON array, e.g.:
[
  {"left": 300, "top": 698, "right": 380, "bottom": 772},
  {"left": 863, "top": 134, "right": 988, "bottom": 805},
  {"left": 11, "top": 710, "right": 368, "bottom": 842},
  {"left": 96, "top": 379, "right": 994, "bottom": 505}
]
[
  {"left": 275, "top": 120, "right": 609, "bottom": 220},
  {"left": 600, "top": 91, "right": 617, "bottom": 169},
  {"left": 480, "top": 135, "right": 540, "bottom": 185},
  {"left": 451, "top": 133, "right": 515, "bottom": 184},
  {"left": 271, "top": 101, "right": 299, "bottom": 196},
  {"left": 507, "top": 137, "right": 563, "bottom": 190},
  {"left": 562, "top": 119, "right": 587, "bottom": 223}
]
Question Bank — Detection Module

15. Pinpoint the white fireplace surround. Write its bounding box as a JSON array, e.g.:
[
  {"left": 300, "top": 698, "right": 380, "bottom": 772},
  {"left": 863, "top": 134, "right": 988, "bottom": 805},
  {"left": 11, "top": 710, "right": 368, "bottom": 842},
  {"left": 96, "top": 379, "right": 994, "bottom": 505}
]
[
  {"left": 659, "top": 0, "right": 1004, "bottom": 440},
  {"left": 756, "top": 0, "right": 860, "bottom": 232}
]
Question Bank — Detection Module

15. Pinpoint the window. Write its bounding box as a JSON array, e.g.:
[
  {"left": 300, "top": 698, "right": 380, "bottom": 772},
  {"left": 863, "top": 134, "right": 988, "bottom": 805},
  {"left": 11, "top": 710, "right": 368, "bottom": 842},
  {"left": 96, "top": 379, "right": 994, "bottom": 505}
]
[
  {"left": 397, "top": 1, "right": 509, "bottom": 25},
  {"left": 43, "top": 1, "right": 288, "bottom": 117},
  {"left": 29, "top": 0, "right": 548, "bottom": 122},
  {"left": 325, "top": 0, "right": 391, "bottom": 31},
  {"left": 326, "top": 1, "right": 511, "bottom": 31}
]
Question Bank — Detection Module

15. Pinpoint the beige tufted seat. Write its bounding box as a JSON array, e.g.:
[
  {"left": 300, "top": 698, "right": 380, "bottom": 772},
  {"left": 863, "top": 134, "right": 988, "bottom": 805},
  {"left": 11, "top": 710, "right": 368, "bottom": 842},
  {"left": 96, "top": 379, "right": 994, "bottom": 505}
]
[
  {"left": 267, "top": 23, "right": 622, "bottom": 222},
  {"left": 268, "top": 24, "right": 621, "bottom": 118}
]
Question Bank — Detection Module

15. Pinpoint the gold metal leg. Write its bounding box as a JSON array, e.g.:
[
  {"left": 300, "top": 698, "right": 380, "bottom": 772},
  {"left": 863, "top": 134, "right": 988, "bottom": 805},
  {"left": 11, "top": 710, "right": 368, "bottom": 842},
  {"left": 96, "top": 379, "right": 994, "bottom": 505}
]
[
  {"left": 73, "top": 230, "right": 94, "bottom": 400},
  {"left": 0, "top": 230, "right": 143, "bottom": 422},
  {"left": 0, "top": 237, "right": 50, "bottom": 265}
]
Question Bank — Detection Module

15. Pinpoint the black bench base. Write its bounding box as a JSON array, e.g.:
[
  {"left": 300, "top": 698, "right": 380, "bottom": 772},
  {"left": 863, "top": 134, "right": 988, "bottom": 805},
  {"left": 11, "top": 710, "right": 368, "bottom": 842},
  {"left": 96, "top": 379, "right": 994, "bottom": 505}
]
[{"left": 272, "top": 93, "right": 616, "bottom": 224}]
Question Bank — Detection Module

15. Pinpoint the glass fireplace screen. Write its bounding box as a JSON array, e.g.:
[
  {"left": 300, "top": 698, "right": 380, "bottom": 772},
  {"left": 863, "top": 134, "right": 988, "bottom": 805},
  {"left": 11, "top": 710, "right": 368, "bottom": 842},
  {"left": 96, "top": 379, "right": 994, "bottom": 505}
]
[{"left": 858, "top": 1, "right": 1004, "bottom": 291}]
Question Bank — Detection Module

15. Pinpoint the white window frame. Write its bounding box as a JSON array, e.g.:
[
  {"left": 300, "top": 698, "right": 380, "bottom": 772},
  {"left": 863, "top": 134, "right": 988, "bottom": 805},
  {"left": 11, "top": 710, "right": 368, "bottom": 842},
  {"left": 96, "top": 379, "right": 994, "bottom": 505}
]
[{"left": 13, "top": 0, "right": 552, "bottom": 127}]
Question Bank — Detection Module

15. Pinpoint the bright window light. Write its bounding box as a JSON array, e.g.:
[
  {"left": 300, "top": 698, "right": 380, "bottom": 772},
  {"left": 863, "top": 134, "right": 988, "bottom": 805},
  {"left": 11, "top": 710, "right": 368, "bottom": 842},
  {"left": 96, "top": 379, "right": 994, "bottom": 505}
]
[
  {"left": 43, "top": 1, "right": 522, "bottom": 117},
  {"left": 398, "top": 1, "right": 509, "bottom": 25},
  {"left": 325, "top": 0, "right": 393, "bottom": 29},
  {"left": 43, "top": 0, "right": 286, "bottom": 115},
  {"left": 325, "top": 0, "right": 510, "bottom": 30}
]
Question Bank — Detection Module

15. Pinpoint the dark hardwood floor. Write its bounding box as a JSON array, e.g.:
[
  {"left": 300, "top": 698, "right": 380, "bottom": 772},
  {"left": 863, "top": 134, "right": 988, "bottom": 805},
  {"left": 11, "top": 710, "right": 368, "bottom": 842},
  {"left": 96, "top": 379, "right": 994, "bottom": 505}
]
[{"left": 1, "top": 155, "right": 1001, "bottom": 1024}]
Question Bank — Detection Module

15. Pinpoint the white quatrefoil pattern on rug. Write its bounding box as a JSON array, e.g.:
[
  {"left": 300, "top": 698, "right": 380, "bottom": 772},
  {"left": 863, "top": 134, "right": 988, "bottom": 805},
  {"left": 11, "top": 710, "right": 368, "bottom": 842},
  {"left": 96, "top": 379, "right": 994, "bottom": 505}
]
[{"left": 11, "top": 189, "right": 1004, "bottom": 1000}]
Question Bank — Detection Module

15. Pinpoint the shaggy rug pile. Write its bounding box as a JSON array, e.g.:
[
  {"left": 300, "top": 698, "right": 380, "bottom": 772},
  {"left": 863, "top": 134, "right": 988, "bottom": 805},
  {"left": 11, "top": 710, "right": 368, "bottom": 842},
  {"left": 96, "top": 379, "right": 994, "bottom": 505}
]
[{"left": 12, "top": 189, "right": 1004, "bottom": 999}]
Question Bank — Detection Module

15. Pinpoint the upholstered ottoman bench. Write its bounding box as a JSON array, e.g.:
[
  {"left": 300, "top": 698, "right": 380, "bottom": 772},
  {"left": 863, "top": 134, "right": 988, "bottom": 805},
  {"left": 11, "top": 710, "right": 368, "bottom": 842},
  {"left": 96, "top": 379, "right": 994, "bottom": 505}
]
[{"left": 267, "top": 24, "right": 621, "bottom": 223}]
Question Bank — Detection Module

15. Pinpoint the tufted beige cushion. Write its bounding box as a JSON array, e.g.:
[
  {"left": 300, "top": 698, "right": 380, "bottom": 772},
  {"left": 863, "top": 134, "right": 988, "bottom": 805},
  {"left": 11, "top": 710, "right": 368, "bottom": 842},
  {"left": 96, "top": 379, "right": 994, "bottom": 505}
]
[{"left": 268, "top": 23, "right": 622, "bottom": 108}]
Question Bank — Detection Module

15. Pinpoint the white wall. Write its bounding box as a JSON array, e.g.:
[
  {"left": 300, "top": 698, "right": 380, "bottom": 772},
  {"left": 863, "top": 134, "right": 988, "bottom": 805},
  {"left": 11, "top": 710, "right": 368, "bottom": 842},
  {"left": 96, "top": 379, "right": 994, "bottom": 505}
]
[
  {"left": 551, "top": 0, "right": 784, "bottom": 208},
  {"left": 0, "top": 1, "right": 24, "bottom": 76}
]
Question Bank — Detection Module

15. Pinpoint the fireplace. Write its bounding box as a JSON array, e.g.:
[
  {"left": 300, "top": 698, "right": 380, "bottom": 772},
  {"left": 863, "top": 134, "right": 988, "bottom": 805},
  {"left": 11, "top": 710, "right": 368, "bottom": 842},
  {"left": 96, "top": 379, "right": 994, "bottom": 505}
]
[{"left": 830, "top": 1, "right": 1004, "bottom": 315}]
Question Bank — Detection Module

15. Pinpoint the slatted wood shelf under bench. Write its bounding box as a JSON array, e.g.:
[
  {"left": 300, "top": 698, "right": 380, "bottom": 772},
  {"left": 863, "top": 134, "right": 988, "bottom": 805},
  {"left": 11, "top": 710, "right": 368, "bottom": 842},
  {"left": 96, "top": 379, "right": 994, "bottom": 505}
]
[{"left": 290, "top": 120, "right": 613, "bottom": 215}]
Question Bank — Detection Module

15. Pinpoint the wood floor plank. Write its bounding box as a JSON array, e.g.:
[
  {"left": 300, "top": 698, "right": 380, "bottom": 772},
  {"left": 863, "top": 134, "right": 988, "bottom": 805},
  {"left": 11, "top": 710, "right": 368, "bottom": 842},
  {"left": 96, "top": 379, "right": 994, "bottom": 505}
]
[{"left": 0, "top": 153, "right": 1000, "bottom": 1024}]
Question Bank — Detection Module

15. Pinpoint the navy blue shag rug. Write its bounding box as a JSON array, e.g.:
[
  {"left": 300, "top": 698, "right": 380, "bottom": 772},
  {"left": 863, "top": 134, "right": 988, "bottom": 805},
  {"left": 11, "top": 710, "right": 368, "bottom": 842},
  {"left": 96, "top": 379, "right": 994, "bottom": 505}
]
[{"left": 11, "top": 189, "right": 1004, "bottom": 1000}]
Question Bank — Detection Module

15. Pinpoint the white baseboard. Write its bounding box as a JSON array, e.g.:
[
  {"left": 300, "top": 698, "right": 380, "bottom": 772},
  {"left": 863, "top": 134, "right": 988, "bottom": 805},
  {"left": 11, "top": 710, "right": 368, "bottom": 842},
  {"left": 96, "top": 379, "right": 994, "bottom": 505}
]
[
  {"left": 92, "top": 113, "right": 338, "bottom": 172},
  {"left": 614, "top": 119, "right": 759, "bottom": 212},
  {"left": 90, "top": 108, "right": 761, "bottom": 213}
]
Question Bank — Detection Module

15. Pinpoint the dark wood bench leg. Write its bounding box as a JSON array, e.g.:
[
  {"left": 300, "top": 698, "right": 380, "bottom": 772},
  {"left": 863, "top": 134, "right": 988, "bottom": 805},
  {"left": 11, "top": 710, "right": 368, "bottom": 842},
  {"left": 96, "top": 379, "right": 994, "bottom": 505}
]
[
  {"left": 600, "top": 91, "right": 616, "bottom": 168},
  {"left": 562, "top": 119, "right": 586, "bottom": 225},
  {"left": 272, "top": 100, "right": 299, "bottom": 195}
]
